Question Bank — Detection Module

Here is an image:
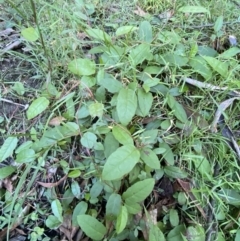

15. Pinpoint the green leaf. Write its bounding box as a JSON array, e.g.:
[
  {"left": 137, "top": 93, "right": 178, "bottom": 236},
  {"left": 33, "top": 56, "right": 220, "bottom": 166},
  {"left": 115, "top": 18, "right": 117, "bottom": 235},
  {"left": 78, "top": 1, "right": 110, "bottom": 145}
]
[
  {"left": 0, "top": 137, "right": 18, "bottom": 162},
  {"left": 139, "top": 21, "right": 152, "bottom": 43},
  {"left": 167, "top": 95, "right": 188, "bottom": 123},
  {"left": 116, "top": 206, "right": 128, "bottom": 234},
  {"left": 116, "top": 26, "right": 138, "bottom": 36},
  {"left": 137, "top": 88, "right": 153, "bottom": 117},
  {"left": 214, "top": 16, "right": 223, "bottom": 33},
  {"left": 218, "top": 189, "right": 240, "bottom": 206},
  {"left": 235, "top": 229, "right": 240, "bottom": 241},
  {"left": 88, "top": 102, "right": 104, "bottom": 118},
  {"left": 68, "top": 58, "right": 96, "bottom": 76},
  {"left": 169, "top": 209, "right": 179, "bottom": 227},
  {"left": 102, "top": 145, "right": 140, "bottom": 180},
  {"left": 112, "top": 125, "right": 133, "bottom": 145},
  {"left": 178, "top": 6, "right": 210, "bottom": 15},
  {"left": 149, "top": 225, "right": 166, "bottom": 241},
  {"left": 140, "top": 129, "right": 158, "bottom": 145},
  {"left": 140, "top": 147, "right": 160, "bottom": 169},
  {"left": 124, "top": 200, "right": 142, "bottom": 214},
  {"left": 16, "top": 149, "right": 36, "bottom": 163},
  {"left": 106, "top": 193, "right": 122, "bottom": 220},
  {"left": 68, "top": 170, "right": 81, "bottom": 178},
  {"left": 12, "top": 82, "right": 25, "bottom": 95},
  {"left": 159, "top": 142, "right": 174, "bottom": 165},
  {"left": 21, "top": 27, "right": 39, "bottom": 41},
  {"left": 159, "top": 53, "right": 188, "bottom": 67},
  {"left": 202, "top": 56, "right": 228, "bottom": 77},
  {"left": 85, "top": 28, "right": 111, "bottom": 42},
  {"left": 45, "top": 215, "right": 61, "bottom": 229},
  {"left": 164, "top": 166, "right": 188, "bottom": 179},
  {"left": 0, "top": 166, "right": 16, "bottom": 179},
  {"left": 122, "top": 178, "right": 155, "bottom": 203},
  {"left": 71, "top": 181, "right": 81, "bottom": 199},
  {"left": 104, "top": 132, "right": 119, "bottom": 158},
  {"left": 117, "top": 88, "right": 137, "bottom": 126},
  {"left": 97, "top": 71, "right": 122, "bottom": 93},
  {"left": 77, "top": 215, "right": 107, "bottom": 241},
  {"left": 90, "top": 181, "right": 104, "bottom": 198},
  {"left": 189, "top": 56, "right": 212, "bottom": 80},
  {"left": 27, "top": 97, "right": 49, "bottom": 120},
  {"left": 129, "top": 43, "right": 151, "bottom": 66},
  {"left": 51, "top": 200, "right": 63, "bottom": 222},
  {"left": 72, "top": 201, "right": 88, "bottom": 226},
  {"left": 167, "top": 225, "right": 186, "bottom": 241},
  {"left": 219, "top": 47, "right": 240, "bottom": 59},
  {"left": 186, "top": 225, "right": 205, "bottom": 241},
  {"left": 81, "top": 132, "right": 97, "bottom": 148}
]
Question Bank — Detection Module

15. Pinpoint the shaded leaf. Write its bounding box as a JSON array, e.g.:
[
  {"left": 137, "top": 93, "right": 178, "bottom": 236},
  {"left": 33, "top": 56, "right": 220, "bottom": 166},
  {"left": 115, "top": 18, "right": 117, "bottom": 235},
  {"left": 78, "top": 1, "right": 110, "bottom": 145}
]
[
  {"left": 81, "top": 132, "right": 97, "bottom": 148},
  {"left": 46, "top": 215, "right": 61, "bottom": 229},
  {"left": 159, "top": 142, "right": 174, "bottom": 165},
  {"left": 72, "top": 201, "right": 88, "bottom": 226},
  {"left": 164, "top": 166, "right": 188, "bottom": 179},
  {"left": 0, "top": 137, "right": 18, "bottom": 162},
  {"left": 71, "top": 181, "right": 81, "bottom": 199},
  {"left": 117, "top": 88, "right": 137, "bottom": 126},
  {"left": 77, "top": 215, "right": 107, "bottom": 241},
  {"left": 27, "top": 97, "right": 49, "bottom": 120},
  {"left": 169, "top": 209, "right": 179, "bottom": 227},
  {"left": 0, "top": 166, "right": 16, "bottom": 179},
  {"left": 139, "top": 21, "right": 152, "bottom": 43},
  {"left": 149, "top": 224, "right": 166, "bottom": 241},
  {"left": 51, "top": 200, "right": 63, "bottom": 222},
  {"left": 140, "top": 147, "right": 160, "bottom": 169},
  {"left": 88, "top": 102, "right": 104, "bottom": 118},
  {"left": 137, "top": 88, "right": 153, "bottom": 117},
  {"left": 178, "top": 6, "right": 210, "bottom": 15},
  {"left": 219, "top": 47, "right": 240, "bottom": 59},
  {"left": 106, "top": 193, "right": 122, "bottom": 220},
  {"left": 218, "top": 189, "right": 240, "bottom": 206},
  {"left": 116, "top": 26, "right": 138, "bottom": 36},
  {"left": 129, "top": 43, "right": 151, "bottom": 66},
  {"left": 104, "top": 132, "right": 119, "bottom": 158},
  {"left": 85, "top": 28, "right": 111, "bottom": 42},
  {"left": 124, "top": 200, "right": 142, "bottom": 214},
  {"left": 102, "top": 145, "right": 140, "bottom": 180},
  {"left": 16, "top": 149, "right": 36, "bottom": 163}
]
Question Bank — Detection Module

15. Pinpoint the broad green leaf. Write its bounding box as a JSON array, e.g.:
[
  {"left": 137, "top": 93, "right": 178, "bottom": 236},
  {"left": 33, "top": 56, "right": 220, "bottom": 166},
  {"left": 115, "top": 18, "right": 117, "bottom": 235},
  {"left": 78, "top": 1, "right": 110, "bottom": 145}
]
[
  {"left": 112, "top": 125, "right": 133, "bottom": 145},
  {"left": 116, "top": 26, "right": 138, "bottom": 36},
  {"left": 21, "top": 27, "right": 39, "bottom": 41},
  {"left": 116, "top": 206, "right": 128, "bottom": 234},
  {"left": 137, "top": 88, "right": 153, "bottom": 117},
  {"left": 167, "top": 95, "right": 188, "bottom": 123},
  {"left": 45, "top": 215, "right": 61, "bottom": 229},
  {"left": 158, "top": 30, "right": 181, "bottom": 45},
  {"left": 116, "top": 88, "right": 137, "bottom": 126},
  {"left": 90, "top": 181, "right": 104, "bottom": 198},
  {"left": 51, "top": 200, "right": 63, "bottom": 222},
  {"left": 0, "top": 137, "right": 18, "bottom": 162},
  {"left": 140, "top": 129, "right": 158, "bottom": 145},
  {"left": 102, "top": 145, "right": 140, "bottom": 180},
  {"left": 72, "top": 201, "right": 88, "bottom": 226},
  {"left": 198, "top": 46, "right": 218, "bottom": 57},
  {"left": 106, "top": 193, "right": 122, "bottom": 220},
  {"left": 139, "top": 21, "right": 152, "bottom": 43},
  {"left": 129, "top": 43, "right": 151, "bottom": 66},
  {"left": 88, "top": 102, "right": 104, "bottom": 118},
  {"left": 122, "top": 178, "right": 155, "bottom": 203},
  {"left": 68, "top": 58, "right": 96, "bottom": 76},
  {"left": 124, "top": 200, "right": 142, "bottom": 214},
  {"left": 68, "top": 170, "right": 81, "bottom": 178},
  {"left": 189, "top": 56, "right": 212, "bottom": 80},
  {"left": 235, "top": 229, "right": 240, "bottom": 241},
  {"left": 164, "top": 166, "right": 188, "bottom": 179},
  {"left": 169, "top": 209, "right": 179, "bottom": 227},
  {"left": 158, "top": 53, "right": 188, "bottom": 67},
  {"left": 149, "top": 224, "right": 165, "bottom": 241},
  {"left": 97, "top": 71, "right": 122, "bottom": 93},
  {"left": 186, "top": 226, "right": 205, "bottom": 241},
  {"left": 167, "top": 225, "right": 186, "bottom": 241},
  {"left": 140, "top": 147, "right": 160, "bottom": 169},
  {"left": 202, "top": 56, "right": 228, "bottom": 77},
  {"left": 214, "top": 16, "right": 223, "bottom": 33},
  {"left": 219, "top": 47, "right": 240, "bottom": 59},
  {"left": 71, "top": 181, "right": 81, "bottom": 199},
  {"left": 81, "top": 132, "right": 97, "bottom": 148},
  {"left": 77, "top": 215, "right": 107, "bottom": 241},
  {"left": 218, "top": 189, "right": 240, "bottom": 206},
  {"left": 159, "top": 142, "right": 174, "bottom": 165},
  {"left": 27, "top": 97, "right": 49, "bottom": 120},
  {"left": 0, "top": 166, "right": 16, "bottom": 179},
  {"left": 104, "top": 132, "right": 119, "bottom": 158},
  {"left": 12, "top": 82, "right": 25, "bottom": 95},
  {"left": 16, "top": 149, "right": 36, "bottom": 163},
  {"left": 85, "top": 28, "right": 111, "bottom": 42},
  {"left": 178, "top": 6, "right": 210, "bottom": 15}
]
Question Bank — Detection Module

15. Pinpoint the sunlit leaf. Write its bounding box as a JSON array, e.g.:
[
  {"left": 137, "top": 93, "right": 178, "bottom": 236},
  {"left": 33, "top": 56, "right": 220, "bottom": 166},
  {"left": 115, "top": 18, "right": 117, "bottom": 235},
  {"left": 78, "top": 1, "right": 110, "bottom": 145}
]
[
  {"left": 88, "top": 102, "right": 104, "bottom": 118},
  {"left": 137, "top": 88, "right": 153, "bottom": 117},
  {"left": 140, "top": 147, "right": 160, "bottom": 169},
  {"left": 27, "top": 97, "right": 49, "bottom": 120},
  {"left": 68, "top": 58, "right": 96, "bottom": 76},
  {"left": 0, "top": 137, "right": 18, "bottom": 162},
  {"left": 116, "top": 206, "right": 128, "bottom": 234},
  {"left": 85, "top": 28, "right": 111, "bottom": 42},
  {"left": 21, "top": 27, "right": 39, "bottom": 41},
  {"left": 112, "top": 125, "right": 133, "bottom": 145},
  {"left": 51, "top": 200, "right": 63, "bottom": 222},
  {"left": 116, "top": 26, "right": 138, "bottom": 36},
  {"left": 178, "top": 6, "right": 210, "bottom": 15},
  {"left": 0, "top": 166, "right": 16, "bottom": 179},
  {"left": 106, "top": 193, "right": 122, "bottom": 220},
  {"left": 81, "top": 132, "right": 97, "bottom": 148}
]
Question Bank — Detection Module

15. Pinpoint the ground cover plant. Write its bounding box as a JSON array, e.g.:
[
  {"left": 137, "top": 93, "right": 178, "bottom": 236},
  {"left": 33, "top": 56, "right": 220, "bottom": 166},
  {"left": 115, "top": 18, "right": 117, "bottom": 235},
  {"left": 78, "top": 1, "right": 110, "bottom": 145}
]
[{"left": 1, "top": 0, "right": 240, "bottom": 240}]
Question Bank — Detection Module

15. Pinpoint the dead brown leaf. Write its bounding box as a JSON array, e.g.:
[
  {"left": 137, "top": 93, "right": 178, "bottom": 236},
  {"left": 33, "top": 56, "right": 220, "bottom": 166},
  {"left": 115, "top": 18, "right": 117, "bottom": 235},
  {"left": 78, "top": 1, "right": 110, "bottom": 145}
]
[
  {"left": 49, "top": 116, "right": 66, "bottom": 126},
  {"left": 133, "top": 6, "right": 148, "bottom": 17},
  {"left": 37, "top": 175, "right": 67, "bottom": 188}
]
